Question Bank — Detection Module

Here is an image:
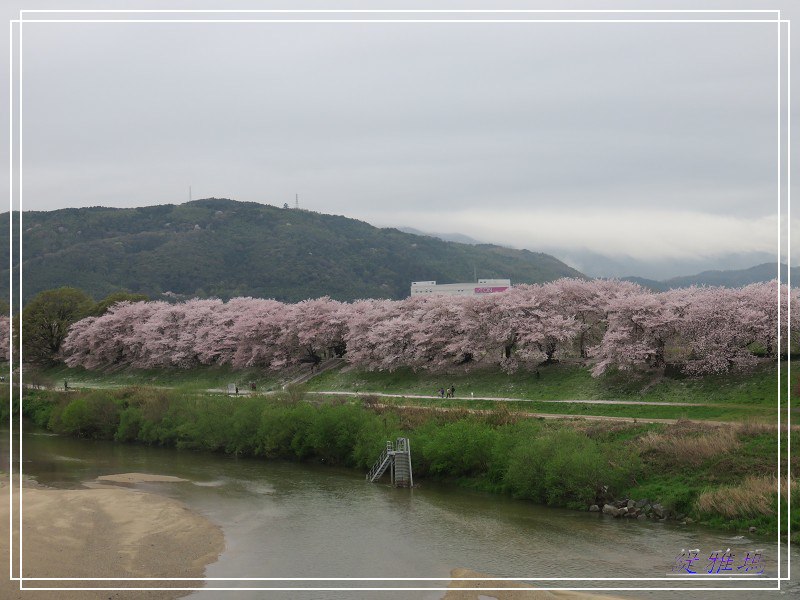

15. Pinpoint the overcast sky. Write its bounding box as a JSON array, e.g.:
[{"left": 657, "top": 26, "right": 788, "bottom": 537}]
[{"left": 4, "top": 1, "right": 797, "bottom": 278}]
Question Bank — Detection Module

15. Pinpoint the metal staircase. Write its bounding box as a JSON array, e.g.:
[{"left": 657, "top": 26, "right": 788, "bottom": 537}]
[
  {"left": 366, "top": 438, "right": 413, "bottom": 487},
  {"left": 366, "top": 441, "right": 394, "bottom": 483}
]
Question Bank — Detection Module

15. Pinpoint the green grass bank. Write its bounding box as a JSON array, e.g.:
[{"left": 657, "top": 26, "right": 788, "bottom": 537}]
[
  {"left": 34, "top": 359, "right": 795, "bottom": 424},
  {"left": 11, "top": 383, "right": 798, "bottom": 542}
]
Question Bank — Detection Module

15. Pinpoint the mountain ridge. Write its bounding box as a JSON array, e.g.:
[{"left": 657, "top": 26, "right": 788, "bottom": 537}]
[
  {"left": 622, "top": 262, "right": 799, "bottom": 290},
  {"left": 4, "top": 198, "right": 585, "bottom": 304}
]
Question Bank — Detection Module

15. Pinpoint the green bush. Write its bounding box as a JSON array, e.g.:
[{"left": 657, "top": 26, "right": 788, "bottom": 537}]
[
  {"left": 503, "top": 428, "right": 637, "bottom": 508},
  {"left": 59, "top": 398, "right": 92, "bottom": 437},
  {"left": 115, "top": 406, "right": 143, "bottom": 442},
  {"left": 352, "top": 411, "right": 401, "bottom": 469},
  {"left": 485, "top": 420, "right": 543, "bottom": 487},
  {"left": 52, "top": 391, "right": 121, "bottom": 439},
  {"left": 84, "top": 391, "right": 121, "bottom": 439},
  {"left": 415, "top": 419, "right": 498, "bottom": 478},
  {"left": 278, "top": 383, "right": 307, "bottom": 404},
  {"left": 19, "top": 390, "right": 54, "bottom": 427},
  {"left": 305, "top": 404, "right": 375, "bottom": 466},
  {"left": 173, "top": 397, "right": 235, "bottom": 451},
  {"left": 225, "top": 397, "right": 264, "bottom": 456},
  {"left": 256, "top": 403, "right": 314, "bottom": 459}
]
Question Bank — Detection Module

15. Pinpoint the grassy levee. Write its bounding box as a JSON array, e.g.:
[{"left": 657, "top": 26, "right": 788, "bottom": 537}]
[
  {"left": 358, "top": 395, "right": 775, "bottom": 422},
  {"left": 303, "top": 360, "right": 781, "bottom": 405},
  {"left": 10, "top": 381, "right": 798, "bottom": 542},
  {"left": 302, "top": 359, "right": 790, "bottom": 423},
  {"left": 43, "top": 358, "right": 786, "bottom": 414}
]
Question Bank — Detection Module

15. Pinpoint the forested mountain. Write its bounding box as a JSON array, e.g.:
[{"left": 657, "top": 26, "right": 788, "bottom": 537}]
[
  {"left": 3, "top": 198, "right": 584, "bottom": 305},
  {"left": 623, "top": 262, "right": 799, "bottom": 291}
]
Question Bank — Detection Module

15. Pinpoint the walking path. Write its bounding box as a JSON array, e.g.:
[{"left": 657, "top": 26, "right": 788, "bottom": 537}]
[
  {"left": 34, "top": 382, "right": 752, "bottom": 409},
  {"left": 26, "top": 381, "right": 797, "bottom": 428},
  {"left": 368, "top": 402, "right": 732, "bottom": 427},
  {"left": 305, "top": 390, "right": 708, "bottom": 407}
]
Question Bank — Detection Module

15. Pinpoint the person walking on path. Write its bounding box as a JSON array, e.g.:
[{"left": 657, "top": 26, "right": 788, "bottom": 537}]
[{"left": 449, "top": 385, "right": 456, "bottom": 398}]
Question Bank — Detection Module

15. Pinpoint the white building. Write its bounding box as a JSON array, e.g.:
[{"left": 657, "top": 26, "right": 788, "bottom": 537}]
[{"left": 410, "top": 279, "right": 511, "bottom": 297}]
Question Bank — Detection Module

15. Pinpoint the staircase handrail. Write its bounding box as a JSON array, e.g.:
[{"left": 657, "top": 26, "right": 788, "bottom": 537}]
[{"left": 366, "top": 441, "right": 394, "bottom": 482}]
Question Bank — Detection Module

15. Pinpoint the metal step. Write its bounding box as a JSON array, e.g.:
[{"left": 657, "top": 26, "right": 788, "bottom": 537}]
[{"left": 366, "top": 438, "right": 413, "bottom": 487}]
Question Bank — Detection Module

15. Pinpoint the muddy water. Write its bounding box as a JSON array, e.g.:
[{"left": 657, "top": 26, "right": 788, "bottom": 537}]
[{"left": 9, "top": 427, "right": 797, "bottom": 599}]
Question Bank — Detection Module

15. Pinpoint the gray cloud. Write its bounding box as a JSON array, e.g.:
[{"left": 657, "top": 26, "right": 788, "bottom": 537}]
[{"left": 6, "top": 2, "right": 795, "bottom": 273}]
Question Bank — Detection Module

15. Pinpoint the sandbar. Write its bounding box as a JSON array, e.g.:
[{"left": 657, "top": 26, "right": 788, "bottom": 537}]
[
  {"left": 96, "top": 473, "right": 189, "bottom": 484},
  {"left": 1, "top": 473, "right": 223, "bottom": 599}
]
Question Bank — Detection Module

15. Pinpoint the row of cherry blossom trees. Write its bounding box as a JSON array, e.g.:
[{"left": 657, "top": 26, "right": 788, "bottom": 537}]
[
  {"left": 60, "top": 279, "right": 800, "bottom": 377},
  {"left": 0, "top": 316, "right": 9, "bottom": 362}
]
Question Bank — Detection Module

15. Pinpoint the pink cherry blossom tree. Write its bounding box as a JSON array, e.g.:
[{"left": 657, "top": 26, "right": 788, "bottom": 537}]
[
  {"left": 591, "top": 286, "right": 682, "bottom": 376},
  {"left": 677, "top": 286, "right": 759, "bottom": 375},
  {"left": 228, "top": 298, "right": 288, "bottom": 369},
  {"left": 548, "top": 278, "right": 638, "bottom": 359},
  {"left": 0, "top": 316, "right": 10, "bottom": 362},
  {"left": 271, "top": 297, "right": 348, "bottom": 369},
  {"left": 61, "top": 301, "right": 164, "bottom": 369},
  {"left": 497, "top": 285, "right": 581, "bottom": 371},
  {"left": 59, "top": 277, "right": 798, "bottom": 378}
]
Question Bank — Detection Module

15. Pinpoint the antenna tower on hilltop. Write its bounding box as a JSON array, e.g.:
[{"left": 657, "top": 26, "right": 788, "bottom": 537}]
[{"left": 295, "top": 194, "right": 299, "bottom": 210}]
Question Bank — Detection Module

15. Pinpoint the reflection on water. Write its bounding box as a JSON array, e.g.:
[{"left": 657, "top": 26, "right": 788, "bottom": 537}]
[{"left": 5, "top": 426, "right": 797, "bottom": 599}]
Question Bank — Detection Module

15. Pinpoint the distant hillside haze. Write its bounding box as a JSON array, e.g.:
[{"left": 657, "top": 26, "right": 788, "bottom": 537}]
[
  {"left": 4, "top": 199, "right": 585, "bottom": 305},
  {"left": 543, "top": 248, "right": 781, "bottom": 281},
  {"left": 397, "top": 226, "right": 487, "bottom": 246},
  {"left": 622, "top": 262, "right": 799, "bottom": 291},
  {"left": 394, "top": 227, "right": 793, "bottom": 285}
]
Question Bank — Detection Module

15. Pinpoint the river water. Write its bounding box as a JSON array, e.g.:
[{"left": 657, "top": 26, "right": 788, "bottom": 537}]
[{"left": 8, "top": 427, "right": 798, "bottom": 599}]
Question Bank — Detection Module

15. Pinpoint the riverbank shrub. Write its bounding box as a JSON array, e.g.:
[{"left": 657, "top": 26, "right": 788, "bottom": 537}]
[
  {"left": 503, "top": 428, "right": 638, "bottom": 508},
  {"left": 41, "top": 389, "right": 121, "bottom": 439},
  {"left": 304, "top": 403, "right": 377, "bottom": 465},
  {"left": 17, "top": 385, "right": 796, "bottom": 539},
  {"left": 19, "top": 387, "right": 639, "bottom": 502},
  {"left": 279, "top": 384, "right": 307, "bottom": 404},
  {"left": 225, "top": 397, "right": 263, "bottom": 456},
  {"left": 414, "top": 419, "right": 498, "bottom": 477},
  {"left": 351, "top": 410, "right": 402, "bottom": 469},
  {"left": 115, "top": 405, "right": 143, "bottom": 442}
]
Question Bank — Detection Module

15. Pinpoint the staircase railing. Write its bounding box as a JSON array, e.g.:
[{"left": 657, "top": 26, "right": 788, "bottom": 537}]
[{"left": 366, "top": 440, "right": 394, "bottom": 482}]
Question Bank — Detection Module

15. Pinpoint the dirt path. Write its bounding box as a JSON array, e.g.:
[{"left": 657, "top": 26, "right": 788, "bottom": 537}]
[
  {"left": 365, "top": 402, "right": 739, "bottom": 427},
  {"left": 28, "top": 382, "right": 796, "bottom": 428},
  {"left": 305, "top": 390, "right": 709, "bottom": 407}
]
